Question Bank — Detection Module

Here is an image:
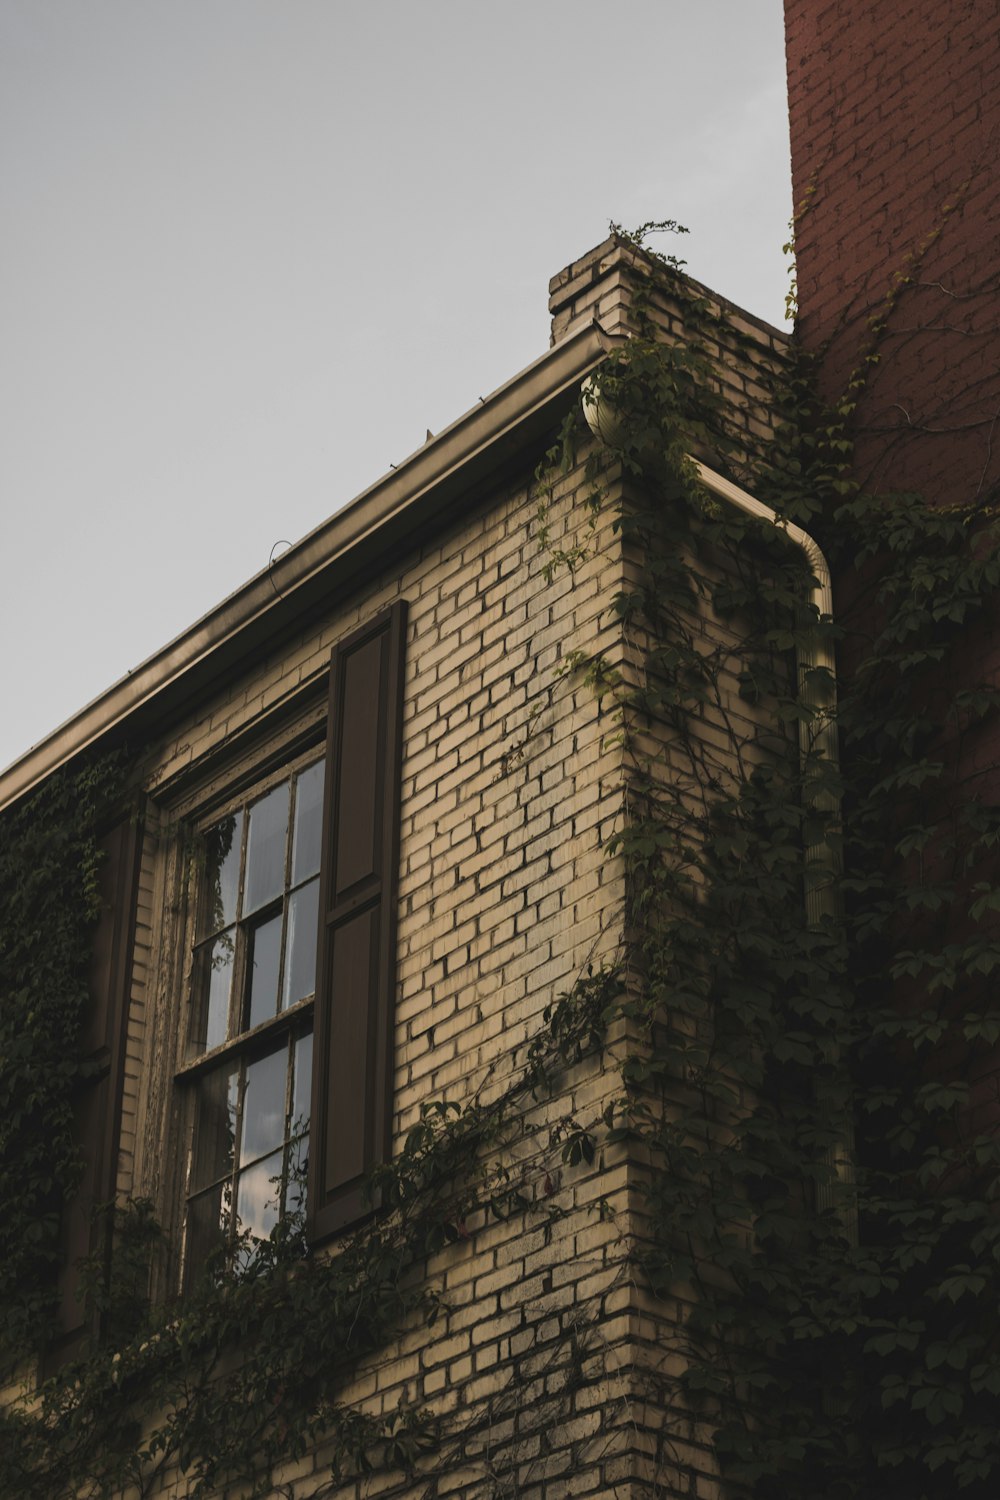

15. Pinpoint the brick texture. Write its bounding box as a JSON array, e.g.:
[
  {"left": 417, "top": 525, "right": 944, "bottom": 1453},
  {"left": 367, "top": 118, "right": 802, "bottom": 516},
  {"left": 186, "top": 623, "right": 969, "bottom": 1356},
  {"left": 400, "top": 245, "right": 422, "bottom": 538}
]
[
  {"left": 786, "top": 0, "right": 1000, "bottom": 1154},
  {"left": 9, "top": 243, "right": 794, "bottom": 1498},
  {"left": 786, "top": 0, "right": 1000, "bottom": 503},
  {"left": 123, "top": 442, "right": 657, "bottom": 1498},
  {"left": 549, "top": 235, "right": 790, "bottom": 482}
]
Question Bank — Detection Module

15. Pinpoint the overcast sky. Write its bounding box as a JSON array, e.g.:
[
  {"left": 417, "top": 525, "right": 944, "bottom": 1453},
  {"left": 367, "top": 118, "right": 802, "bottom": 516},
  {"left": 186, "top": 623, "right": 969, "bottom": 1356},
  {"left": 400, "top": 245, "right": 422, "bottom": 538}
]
[{"left": 0, "top": 1, "right": 793, "bottom": 776}]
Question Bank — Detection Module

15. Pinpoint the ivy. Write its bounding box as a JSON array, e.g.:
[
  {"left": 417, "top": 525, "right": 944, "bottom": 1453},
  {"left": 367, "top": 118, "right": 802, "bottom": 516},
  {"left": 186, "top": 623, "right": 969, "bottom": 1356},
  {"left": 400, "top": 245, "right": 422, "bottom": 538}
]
[
  {"left": 1, "top": 947, "right": 620, "bottom": 1498},
  {"left": 4, "top": 218, "right": 1000, "bottom": 1498},
  {"left": 0, "top": 750, "right": 130, "bottom": 1373},
  {"left": 569, "top": 225, "right": 1000, "bottom": 1498}
]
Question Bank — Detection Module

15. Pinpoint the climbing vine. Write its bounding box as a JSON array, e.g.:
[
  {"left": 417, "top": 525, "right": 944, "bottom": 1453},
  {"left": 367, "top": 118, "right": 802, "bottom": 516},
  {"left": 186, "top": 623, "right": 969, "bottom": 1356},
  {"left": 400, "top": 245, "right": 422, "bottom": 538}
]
[
  {"left": 560, "top": 224, "right": 1000, "bottom": 1497},
  {"left": 4, "top": 219, "right": 1000, "bottom": 1499},
  {"left": 0, "top": 750, "right": 130, "bottom": 1374},
  {"left": 1, "top": 817, "right": 620, "bottom": 1499}
]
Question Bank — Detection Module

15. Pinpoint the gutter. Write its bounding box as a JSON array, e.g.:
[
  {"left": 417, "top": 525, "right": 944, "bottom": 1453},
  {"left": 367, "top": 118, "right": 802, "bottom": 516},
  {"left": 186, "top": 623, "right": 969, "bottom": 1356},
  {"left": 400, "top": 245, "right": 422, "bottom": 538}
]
[{"left": 0, "top": 318, "right": 628, "bottom": 815}]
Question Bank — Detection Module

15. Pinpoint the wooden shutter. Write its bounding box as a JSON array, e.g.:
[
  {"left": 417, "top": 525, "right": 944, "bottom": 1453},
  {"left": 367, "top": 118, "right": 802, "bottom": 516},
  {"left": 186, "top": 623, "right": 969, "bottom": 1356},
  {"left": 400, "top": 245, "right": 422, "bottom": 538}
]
[
  {"left": 51, "top": 814, "right": 140, "bottom": 1363},
  {"left": 308, "top": 601, "right": 407, "bottom": 1241}
]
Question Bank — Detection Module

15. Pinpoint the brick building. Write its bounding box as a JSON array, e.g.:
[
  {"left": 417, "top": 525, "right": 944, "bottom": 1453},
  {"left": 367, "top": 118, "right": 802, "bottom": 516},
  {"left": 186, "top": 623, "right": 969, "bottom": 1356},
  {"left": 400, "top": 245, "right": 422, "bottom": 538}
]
[
  {"left": 785, "top": 0, "right": 1000, "bottom": 508},
  {"left": 0, "top": 239, "right": 806, "bottom": 1497},
  {"left": 10, "top": 4, "right": 998, "bottom": 1491},
  {"left": 785, "top": 5, "right": 1000, "bottom": 1146},
  {"left": 783, "top": 5, "right": 1000, "bottom": 1495}
]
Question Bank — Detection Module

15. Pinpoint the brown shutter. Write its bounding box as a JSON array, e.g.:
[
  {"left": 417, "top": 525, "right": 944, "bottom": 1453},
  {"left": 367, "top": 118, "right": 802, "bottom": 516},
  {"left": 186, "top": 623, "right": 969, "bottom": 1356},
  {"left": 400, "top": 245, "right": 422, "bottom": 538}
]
[
  {"left": 308, "top": 601, "right": 407, "bottom": 1241},
  {"left": 51, "top": 814, "right": 140, "bottom": 1362}
]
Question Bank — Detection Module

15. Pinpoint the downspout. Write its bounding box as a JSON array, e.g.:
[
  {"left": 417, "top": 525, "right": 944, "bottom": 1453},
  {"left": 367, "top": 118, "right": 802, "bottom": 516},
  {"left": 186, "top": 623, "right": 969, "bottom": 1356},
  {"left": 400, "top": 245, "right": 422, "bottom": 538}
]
[
  {"left": 688, "top": 458, "right": 839, "bottom": 925},
  {"left": 582, "top": 390, "right": 855, "bottom": 1235}
]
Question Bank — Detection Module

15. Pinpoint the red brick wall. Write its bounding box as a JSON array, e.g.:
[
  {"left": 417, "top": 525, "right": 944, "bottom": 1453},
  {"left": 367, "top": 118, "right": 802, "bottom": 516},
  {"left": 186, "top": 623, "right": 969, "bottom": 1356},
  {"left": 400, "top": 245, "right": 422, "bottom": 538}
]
[
  {"left": 785, "top": 0, "right": 1000, "bottom": 504},
  {"left": 786, "top": 3, "right": 1000, "bottom": 1179}
]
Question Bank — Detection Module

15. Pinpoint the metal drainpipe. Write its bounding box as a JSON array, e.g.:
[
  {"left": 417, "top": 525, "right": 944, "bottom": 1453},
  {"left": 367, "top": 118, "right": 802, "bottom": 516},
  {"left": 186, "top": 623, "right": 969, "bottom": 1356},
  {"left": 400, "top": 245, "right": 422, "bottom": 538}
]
[
  {"left": 687, "top": 459, "right": 840, "bottom": 924},
  {"left": 687, "top": 461, "right": 854, "bottom": 1231},
  {"left": 582, "top": 387, "right": 855, "bottom": 1236}
]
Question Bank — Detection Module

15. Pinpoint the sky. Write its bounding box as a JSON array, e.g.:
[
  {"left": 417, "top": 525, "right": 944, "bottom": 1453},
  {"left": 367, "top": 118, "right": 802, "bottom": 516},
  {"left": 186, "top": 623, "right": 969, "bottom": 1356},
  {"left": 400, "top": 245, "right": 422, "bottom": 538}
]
[{"left": 0, "top": 1, "right": 793, "bottom": 776}]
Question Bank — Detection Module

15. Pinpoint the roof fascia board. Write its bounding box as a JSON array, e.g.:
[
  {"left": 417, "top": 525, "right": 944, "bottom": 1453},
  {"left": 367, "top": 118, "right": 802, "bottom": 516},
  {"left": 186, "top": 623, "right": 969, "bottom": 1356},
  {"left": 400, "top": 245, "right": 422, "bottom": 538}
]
[{"left": 0, "top": 321, "right": 624, "bottom": 814}]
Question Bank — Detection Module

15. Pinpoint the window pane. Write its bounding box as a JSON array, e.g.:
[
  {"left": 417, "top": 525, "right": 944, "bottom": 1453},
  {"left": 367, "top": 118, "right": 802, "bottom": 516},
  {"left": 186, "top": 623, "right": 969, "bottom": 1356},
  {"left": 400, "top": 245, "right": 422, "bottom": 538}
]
[
  {"left": 246, "top": 912, "right": 282, "bottom": 1031},
  {"left": 292, "top": 1031, "right": 312, "bottom": 1134},
  {"left": 190, "top": 1065, "right": 238, "bottom": 1192},
  {"left": 291, "top": 761, "right": 324, "bottom": 885},
  {"left": 236, "top": 1150, "right": 282, "bottom": 1241},
  {"left": 192, "top": 930, "right": 235, "bottom": 1052},
  {"left": 200, "top": 813, "right": 242, "bottom": 937},
  {"left": 286, "top": 1134, "right": 309, "bottom": 1222},
  {"left": 282, "top": 877, "right": 319, "bottom": 1010},
  {"left": 185, "top": 1181, "right": 230, "bottom": 1288},
  {"left": 240, "top": 1045, "right": 287, "bottom": 1166},
  {"left": 187, "top": 765, "right": 322, "bottom": 1267},
  {"left": 244, "top": 783, "right": 289, "bottom": 916}
]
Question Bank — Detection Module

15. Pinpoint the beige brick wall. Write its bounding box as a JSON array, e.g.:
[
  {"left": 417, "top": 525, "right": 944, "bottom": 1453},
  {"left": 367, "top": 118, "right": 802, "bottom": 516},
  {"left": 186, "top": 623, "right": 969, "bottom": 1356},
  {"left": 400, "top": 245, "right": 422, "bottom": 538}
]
[
  {"left": 549, "top": 234, "right": 791, "bottom": 480},
  {"left": 114, "top": 428, "right": 660, "bottom": 1497},
  {"left": 610, "top": 504, "right": 802, "bottom": 1500},
  {"left": 43, "top": 244, "right": 795, "bottom": 1499}
]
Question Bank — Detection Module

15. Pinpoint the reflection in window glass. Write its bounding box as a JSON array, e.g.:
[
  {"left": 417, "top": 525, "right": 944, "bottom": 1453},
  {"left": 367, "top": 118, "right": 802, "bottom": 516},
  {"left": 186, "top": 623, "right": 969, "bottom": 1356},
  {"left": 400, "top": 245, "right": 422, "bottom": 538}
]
[
  {"left": 241, "top": 1046, "right": 287, "bottom": 1166},
  {"left": 244, "top": 784, "right": 289, "bottom": 916},
  {"left": 282, "top": 878, "right": 319, "bottom": 1010},
  {"left": 184, "top": 1027, "right": 311, "bottom": 1291},
  {"left": 185, "top": 1182, "right": 229, "bottom": 1276},
  {"left": 201, "top": 813, "right": 242, "bottom": 937},
  {"left": 190, "top": 762, "right": 320, "bottom": 1060},
  {"left": 292, "top": 1031, "right": 312, "bottom": 1134},
  {"left": 236, "top": 1151, "right": 283, "bottom": 1241},
  {"left": 185, "top": 758, "right": 321, "bottom": 1287},
  {"left": 291, "top": 760, "right": 324, "bottom": 885},
  {"left": 193, "top": 933, "right": 234, "bottom": 1051},
  {"left": 191, "top": 1066, "right": 238, "bottom": 1192},
  {"left": 246, "top": 913, "right": 282, "bottom": 1031},
  {"left": 286, "top": 1135, "right": 309, "bottom": 1221}
]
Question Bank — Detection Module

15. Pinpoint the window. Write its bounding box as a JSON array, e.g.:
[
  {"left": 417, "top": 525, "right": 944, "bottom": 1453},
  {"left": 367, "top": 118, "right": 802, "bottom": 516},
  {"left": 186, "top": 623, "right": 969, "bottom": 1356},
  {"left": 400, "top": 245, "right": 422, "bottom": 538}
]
[
  {"left": 192, "top": 761, "right": 324, "bottom": 1052},
  {"left": 177, "top": 600, "right": 408, "bottom": 1280},
  {"left": 183, "top": 759, "right": 321, "bottom": 1279}
]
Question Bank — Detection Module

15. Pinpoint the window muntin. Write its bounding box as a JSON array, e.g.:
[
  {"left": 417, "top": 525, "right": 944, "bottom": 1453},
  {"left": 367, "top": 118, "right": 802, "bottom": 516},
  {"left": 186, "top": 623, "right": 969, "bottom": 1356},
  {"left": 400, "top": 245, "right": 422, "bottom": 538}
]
[
  {"left": 190, "top": 759, "right": 323, "bottom": 1052},
  {"left": 185, "top": 1030, "right": 312, "bottom": 1276},
  {"left": 183, "top": 758, "right": 322, "bottom": 1280}
]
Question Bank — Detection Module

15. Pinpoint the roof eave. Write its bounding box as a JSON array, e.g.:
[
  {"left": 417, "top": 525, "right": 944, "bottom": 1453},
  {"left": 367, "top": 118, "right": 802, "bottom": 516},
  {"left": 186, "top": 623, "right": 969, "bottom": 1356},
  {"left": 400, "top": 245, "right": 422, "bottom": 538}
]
[{"left": 0, "top": 319, "right": 624, "bottom": 814}]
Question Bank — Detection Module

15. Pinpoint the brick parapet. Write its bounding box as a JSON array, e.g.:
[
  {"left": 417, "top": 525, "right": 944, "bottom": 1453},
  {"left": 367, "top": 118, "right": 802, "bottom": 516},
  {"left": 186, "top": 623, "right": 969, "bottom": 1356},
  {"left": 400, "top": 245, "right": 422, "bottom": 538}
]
[{"left": 550, "top": 235, "right": 792, "bottom": 480}]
